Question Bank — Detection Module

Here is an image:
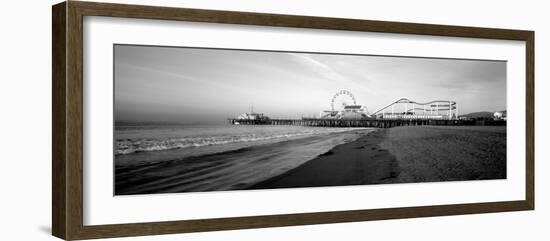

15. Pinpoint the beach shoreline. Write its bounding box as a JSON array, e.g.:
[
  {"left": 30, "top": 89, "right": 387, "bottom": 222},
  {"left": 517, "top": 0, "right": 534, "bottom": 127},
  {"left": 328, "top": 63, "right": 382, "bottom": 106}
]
[
  {"left": 114, "top": 128, "right": 374, "bottom": 195},
  {"left": 250, "top": 125, "right": 506, "bottom": 190}
]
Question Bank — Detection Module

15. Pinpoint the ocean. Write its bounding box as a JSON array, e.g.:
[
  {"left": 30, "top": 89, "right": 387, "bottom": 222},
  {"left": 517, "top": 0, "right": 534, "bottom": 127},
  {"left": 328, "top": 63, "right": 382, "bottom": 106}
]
[{"left": 115, "top": 123, "right": 373, "bottom": 194}]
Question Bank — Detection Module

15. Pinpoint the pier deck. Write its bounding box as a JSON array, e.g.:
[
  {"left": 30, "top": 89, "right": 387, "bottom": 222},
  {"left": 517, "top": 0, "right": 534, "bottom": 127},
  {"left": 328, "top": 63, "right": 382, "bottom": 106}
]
[{"left": 228, "top": 118, "right": 505, "bottom": 128}]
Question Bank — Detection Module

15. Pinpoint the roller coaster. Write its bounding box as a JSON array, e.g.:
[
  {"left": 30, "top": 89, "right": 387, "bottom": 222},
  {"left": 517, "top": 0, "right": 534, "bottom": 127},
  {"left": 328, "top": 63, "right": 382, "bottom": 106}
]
[
  {"left": 319, "top": 91, "right": 457, "bottom": 120},
  {"left": 373, "top": 98, "right": 458, "bottom": 120}
]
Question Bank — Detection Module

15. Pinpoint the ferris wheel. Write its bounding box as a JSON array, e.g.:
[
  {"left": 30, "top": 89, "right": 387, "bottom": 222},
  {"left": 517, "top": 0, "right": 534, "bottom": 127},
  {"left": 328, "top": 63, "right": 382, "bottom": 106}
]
[{"left": 331, "top": 90, "right": 357, "bottom": 111}]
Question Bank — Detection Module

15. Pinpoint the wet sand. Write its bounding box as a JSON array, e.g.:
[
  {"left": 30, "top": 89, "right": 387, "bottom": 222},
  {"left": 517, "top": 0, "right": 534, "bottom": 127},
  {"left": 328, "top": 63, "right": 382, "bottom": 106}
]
[
  {"left": 250, "top": 129, "right": 400, "bottom": 189},
  {"left": 251, "top": 126, "right": 506, "bottom": 190}
]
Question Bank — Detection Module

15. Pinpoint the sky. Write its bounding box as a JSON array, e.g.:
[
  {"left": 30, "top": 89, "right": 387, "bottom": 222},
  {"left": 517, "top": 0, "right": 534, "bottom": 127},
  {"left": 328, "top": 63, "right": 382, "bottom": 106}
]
[{"left": 114, "top": 45, "right": 506, "bottom": 124}]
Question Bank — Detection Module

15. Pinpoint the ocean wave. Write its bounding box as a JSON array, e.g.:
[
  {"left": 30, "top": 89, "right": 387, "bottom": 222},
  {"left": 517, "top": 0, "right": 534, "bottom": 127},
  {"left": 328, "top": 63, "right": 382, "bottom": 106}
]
[{"left": 115, "top": 128, "right": 364, "bottom": 155}]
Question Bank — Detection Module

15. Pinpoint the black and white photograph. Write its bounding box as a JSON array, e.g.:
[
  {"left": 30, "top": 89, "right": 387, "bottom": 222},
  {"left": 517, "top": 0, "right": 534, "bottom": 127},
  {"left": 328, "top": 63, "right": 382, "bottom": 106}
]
[
  {"left": 114, "top": 44, "right": 507, "bottom": 195},
  {"left": 2, "top": 0, "right": 545, "bottom": 240}
]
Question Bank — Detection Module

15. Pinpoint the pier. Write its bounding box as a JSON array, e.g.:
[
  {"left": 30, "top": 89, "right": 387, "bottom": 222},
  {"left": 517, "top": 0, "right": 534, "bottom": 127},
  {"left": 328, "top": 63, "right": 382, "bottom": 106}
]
[
  {"left": 228, "top": 118, "right": 505, "bottom": 128},
  {"left": 229, "top": 91, "right": 506, "bottom": 128}
]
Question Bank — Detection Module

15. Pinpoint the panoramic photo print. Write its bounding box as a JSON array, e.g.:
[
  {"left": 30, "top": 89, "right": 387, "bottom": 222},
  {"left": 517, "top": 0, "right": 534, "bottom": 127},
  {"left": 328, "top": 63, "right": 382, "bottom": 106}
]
[{"left": 114, "top": 44, "right": 507, "bottom": 195}]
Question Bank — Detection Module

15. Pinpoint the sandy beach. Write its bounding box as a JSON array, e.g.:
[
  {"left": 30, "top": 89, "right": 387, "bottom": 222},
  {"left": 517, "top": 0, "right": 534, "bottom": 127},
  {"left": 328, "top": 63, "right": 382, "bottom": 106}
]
[
  {"left": 251, "top": 125, "right": 506, "bottom": 189},
  {"left": 115, "top": 125, "right": 506, "bottom": 194}
]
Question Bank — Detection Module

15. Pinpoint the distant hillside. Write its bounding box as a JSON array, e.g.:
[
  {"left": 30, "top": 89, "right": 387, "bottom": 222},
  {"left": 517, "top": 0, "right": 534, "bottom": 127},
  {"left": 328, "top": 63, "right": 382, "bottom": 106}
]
[{"left": 459, "top": 111, "right": 494, "bottom": 119}]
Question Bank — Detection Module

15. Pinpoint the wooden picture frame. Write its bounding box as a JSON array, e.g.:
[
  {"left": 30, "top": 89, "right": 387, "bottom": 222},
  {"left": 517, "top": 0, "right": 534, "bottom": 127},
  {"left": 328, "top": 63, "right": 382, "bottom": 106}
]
[{"left": 52, "top": 1, "right": 534, "bottom": 240}]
